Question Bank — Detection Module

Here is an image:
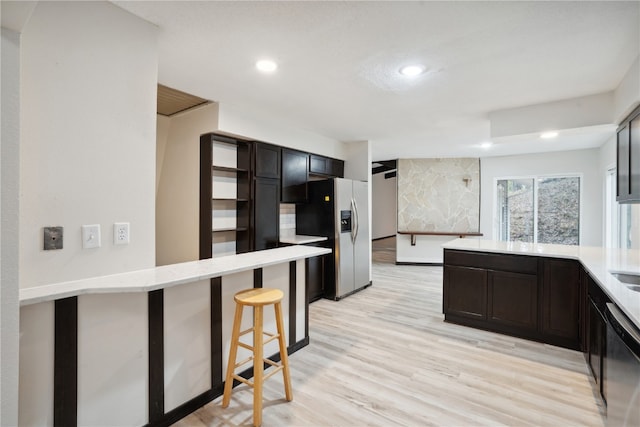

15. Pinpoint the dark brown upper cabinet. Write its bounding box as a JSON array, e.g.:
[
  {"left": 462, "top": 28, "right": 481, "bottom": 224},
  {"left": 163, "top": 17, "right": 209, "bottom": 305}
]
[
  {"left": 309, "top": 154, "right": 344, "bottom": 178},
  {"left": 281, "top": 148, "right": 309, "bottom": 203},
  {"left": 617, "top": 104, "right": 640, "bottom": 203},
  {"left": 254, "top": 142, "right": 281, "bottom": 179}
]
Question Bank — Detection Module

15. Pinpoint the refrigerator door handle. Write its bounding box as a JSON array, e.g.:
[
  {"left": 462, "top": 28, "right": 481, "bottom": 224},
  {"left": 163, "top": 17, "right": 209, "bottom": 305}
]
[{"left": 351, "top": 198, "right": 359, "bottom": 242}]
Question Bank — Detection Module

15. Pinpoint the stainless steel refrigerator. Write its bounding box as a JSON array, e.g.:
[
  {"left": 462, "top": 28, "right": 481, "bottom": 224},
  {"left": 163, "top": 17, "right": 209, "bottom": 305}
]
[{"left": 296, "top": 178, "right": 371, "bottom": 300}]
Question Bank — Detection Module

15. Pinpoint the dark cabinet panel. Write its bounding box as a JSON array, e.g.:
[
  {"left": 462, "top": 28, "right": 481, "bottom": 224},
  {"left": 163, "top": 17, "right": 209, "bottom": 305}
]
[
  {"left": 445, "top": 250, "right": 538, "bottom": 275},
  {"left": 309, "top": 154, "right": 345, "bottom": 178},
  {"left": 585, "top": 271, "right": 610, "bottom": 404},
  {"left": 488, "top": 270, "right": 538, "bottom": 331},
  {"left": 254, "top": 142, "right": 281, "bottom": 179},
  {"left": 579, "top": 267, "right": 589, "bottom": 352},
  {"left": 618, "top": 124, "right": 631, "bottom": 200},
  {"left": 588, "top": 300, "right": 604, "bottom": 387},
  {"left": 617, "top": 104, "right": 640, "bottom": 203},
  {"left": 329, "top": 158, "right": 344, "bottom": 177},
  {"left": 253, "top": 177, "right": 280, "bottom": 250},
  {"left": 443, "top": 265, "right": 487, "bottom": 320},
  {"left": 309, "top": 155, "right": 326, "bottom": 175},
  {"left": 630, "top": 115, "right": 640, "bottom": 198},
  {"left": 281, "top": 149, "right": 309, "bottom": 203},
  {"left": 306, "top": 255, "right": 324, "bottom": 302},
  {"left": 541, "top": 259, "right": 580, "bottom": 346}
]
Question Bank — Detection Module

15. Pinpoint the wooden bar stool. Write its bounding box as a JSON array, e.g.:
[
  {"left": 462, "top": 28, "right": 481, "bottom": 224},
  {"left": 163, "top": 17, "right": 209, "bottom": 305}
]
[{"left": 222, "top": 288, "right": 293, "bottom": 427}]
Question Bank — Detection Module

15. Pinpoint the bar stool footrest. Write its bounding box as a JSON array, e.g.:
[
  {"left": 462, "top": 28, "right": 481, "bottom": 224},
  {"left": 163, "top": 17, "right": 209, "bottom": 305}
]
[
  {"left": 232, "top": 374, "right": 254, "bottom": 388},
  {"left": 262, "top": 365, "right": 284, "bottom": 382}
]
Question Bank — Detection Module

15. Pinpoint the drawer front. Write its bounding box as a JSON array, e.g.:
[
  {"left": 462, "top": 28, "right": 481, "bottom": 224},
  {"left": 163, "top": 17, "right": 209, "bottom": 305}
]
[{"left": 444, "top": 249, "right": 538, "bottom": 275}]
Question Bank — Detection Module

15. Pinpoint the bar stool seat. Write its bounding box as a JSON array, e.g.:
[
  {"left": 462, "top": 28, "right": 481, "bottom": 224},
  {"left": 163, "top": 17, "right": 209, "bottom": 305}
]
[{"left": 222, "top": 288, "right": 292, "bottom": 427}]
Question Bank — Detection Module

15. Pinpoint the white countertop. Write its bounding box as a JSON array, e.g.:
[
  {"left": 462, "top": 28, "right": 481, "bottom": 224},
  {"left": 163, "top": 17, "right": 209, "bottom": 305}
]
[
  {"left": 19, "top": 245, "right": 332, "bottom": 306},
  {"left": 442, "top": 238, "right": 640, "bottom": 329},
  {"left": 279, "top": 234, "right": 328, "bottom": 245}
]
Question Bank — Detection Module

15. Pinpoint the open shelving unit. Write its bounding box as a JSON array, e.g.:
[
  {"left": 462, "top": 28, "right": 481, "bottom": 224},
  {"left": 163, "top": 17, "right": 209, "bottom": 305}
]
[{"left": 200, "top": 133, "right": 251, "bottom": 259}]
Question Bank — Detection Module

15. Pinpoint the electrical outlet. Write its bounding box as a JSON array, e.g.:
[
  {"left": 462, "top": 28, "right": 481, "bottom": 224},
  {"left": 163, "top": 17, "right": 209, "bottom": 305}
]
[
  {"left": 81, "top": 224, "right": 101, "bottom": 249},
  {"left": 114, "top": 222, "right": 130, "bottom": 245}
]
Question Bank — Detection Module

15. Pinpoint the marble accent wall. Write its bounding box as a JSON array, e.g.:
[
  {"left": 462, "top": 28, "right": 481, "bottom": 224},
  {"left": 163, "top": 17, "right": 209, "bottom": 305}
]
[{"left": 397, "top": 158, "right": 480, "bottom": 232}]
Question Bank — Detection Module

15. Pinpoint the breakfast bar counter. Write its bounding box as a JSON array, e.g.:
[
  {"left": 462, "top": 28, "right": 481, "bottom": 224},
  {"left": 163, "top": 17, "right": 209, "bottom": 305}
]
[{"left": 18, "top": 245, "right": 330, "bottom": 427}]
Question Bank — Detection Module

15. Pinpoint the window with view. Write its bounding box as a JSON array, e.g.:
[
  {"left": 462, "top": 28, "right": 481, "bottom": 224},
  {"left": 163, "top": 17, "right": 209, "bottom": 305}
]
[{"left": 496, "top": 176, "right": 581, "bottom": 245}]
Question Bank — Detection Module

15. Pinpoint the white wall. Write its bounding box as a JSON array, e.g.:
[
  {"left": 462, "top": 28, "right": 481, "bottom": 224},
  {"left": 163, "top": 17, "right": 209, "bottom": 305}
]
[
  {"left": 217, "top": 102, "right": 346, "bottom": 159},
  {"left": 156, "top": 114, "right": 171, "bottom": 196},
  {"left": 343, "top": 141, "right": 372, "bottom": 280},
  {"left": 490, "top": 92, "right": 614, "bottom": 138},
  {"left": 20, "top": 1, "right": 158, "bottom": 287},
  {"left": 372, "top": 173, "right": 396, "bottom": 239},
  {"left": 398, "top": 148, "right": 603, "bottom": 264},
  {"left": 17, "top": 3, "right": 158, "bottom": 426},
  {"left": 481, "top": 148, "right": 602, "bottom": 246},
  {"left": 1, "top": 26, "right": 21, "bottom": 427},
  {"left": 156, "top": 103, "right": 219, "bottom": 265},
  {"left": 343, "top": 140, "right": 371, "bottom": 182},
  {"left": 614, "top": 55, "right": 640, "bottom": 123}
]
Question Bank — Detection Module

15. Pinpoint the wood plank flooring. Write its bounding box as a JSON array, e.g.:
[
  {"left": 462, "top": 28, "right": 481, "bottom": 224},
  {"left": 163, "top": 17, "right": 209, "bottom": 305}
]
[{"left": 173, "top": 238, "right": 605, "bottom": 426}]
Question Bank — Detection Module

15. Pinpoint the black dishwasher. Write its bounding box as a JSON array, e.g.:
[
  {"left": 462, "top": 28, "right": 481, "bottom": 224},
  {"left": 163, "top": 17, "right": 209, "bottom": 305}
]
[{"left": 605, "top": 303, "right": 640, "bottom": 427}]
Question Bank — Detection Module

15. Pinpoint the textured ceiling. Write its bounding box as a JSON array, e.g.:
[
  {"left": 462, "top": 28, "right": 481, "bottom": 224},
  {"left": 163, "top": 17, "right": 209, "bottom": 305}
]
[{"left": 115, "top": 1, "right": 640, "bottom": 160}]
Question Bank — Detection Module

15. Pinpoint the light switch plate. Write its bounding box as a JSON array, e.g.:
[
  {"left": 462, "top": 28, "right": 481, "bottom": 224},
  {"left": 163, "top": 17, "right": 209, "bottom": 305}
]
[
  {"left": 81, "top": 224, "right": 101, "bottom": 249},
  {"left": 44, "top": 226, "right": 63, "bottom": 250}
]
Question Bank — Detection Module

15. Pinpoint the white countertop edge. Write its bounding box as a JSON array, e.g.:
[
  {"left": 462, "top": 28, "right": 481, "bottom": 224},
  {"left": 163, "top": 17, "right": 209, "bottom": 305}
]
[
  {"left": 279, "top": 235, "right": 328, "bottom": 245},
  {"left": 20, "top": 246, "right": 332, "bottom": 306},
  {"left": 442, "top": 238, "right": 640, "bottom": 329}
]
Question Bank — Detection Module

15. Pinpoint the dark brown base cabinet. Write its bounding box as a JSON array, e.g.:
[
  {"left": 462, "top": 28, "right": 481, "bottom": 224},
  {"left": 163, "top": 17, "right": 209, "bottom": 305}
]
[
  {"left": 306, "top": 256, "right": 324, "bottom": 302},
  {"left": 585, "top": 268, "right": 610, "bottom": 405},
  {"left": 443, "top": 266, "right": 487, "bottom": 321},
  {"left": 444, "top": 249, "right": 619, "bottom": 410},
  {"left": 541, "top": 259, "right": 580, "bottom": 348},
  {"left": 443, "top": 249, "right": 580, "bottom": 351}
]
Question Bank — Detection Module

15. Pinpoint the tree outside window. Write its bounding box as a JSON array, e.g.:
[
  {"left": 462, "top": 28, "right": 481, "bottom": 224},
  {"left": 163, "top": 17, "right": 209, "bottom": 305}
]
[{"left": 496, "top": 176, "right": 580, "bottom": 245}]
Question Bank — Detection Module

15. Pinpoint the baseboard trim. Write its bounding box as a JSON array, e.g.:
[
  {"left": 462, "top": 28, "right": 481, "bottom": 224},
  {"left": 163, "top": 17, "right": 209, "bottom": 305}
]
[
  {"left": 395, "top": 261, "right": 443, "bottom": 266},
  {"left": 372, "top": 235, "right": 396, "bottom": 241},
  {"left": 146, "top": 337, "right": 310, "bottom": 427}
]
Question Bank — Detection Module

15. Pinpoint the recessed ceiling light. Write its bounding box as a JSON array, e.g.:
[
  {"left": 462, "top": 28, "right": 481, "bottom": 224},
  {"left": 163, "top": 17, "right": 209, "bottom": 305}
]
[
  {"left": 256, "top": 60, "right": 277, "bottom": 73},
  {"left": 540, "top": 131, "right": 559, "bottom": 139},
  {"left": 399, "top": 64, "right": 426, "bottom": 77}
]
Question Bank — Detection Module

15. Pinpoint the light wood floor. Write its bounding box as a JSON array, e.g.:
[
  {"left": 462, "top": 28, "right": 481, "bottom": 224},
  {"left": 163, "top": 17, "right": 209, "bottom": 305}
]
[{"left": 174, "top": 238, "right": 605, "bottom": 426}]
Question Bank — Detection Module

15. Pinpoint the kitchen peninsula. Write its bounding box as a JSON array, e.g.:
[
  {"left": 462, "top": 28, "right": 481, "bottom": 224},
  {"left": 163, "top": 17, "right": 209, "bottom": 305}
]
[
  {"left": 19, "top": 245, "right": 330, "bottom": 427},
  {"left": 442, "top": 238, "right": 640, "bottom": 332},
  {"left": 442, "top": 238, "right": 640, "bottom": 416}
]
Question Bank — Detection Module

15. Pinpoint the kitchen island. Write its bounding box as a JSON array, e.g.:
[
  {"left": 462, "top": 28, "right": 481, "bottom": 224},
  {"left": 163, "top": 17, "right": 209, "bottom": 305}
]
[{"left": 19, "top": 245, "right": 330, "bottom": 427}]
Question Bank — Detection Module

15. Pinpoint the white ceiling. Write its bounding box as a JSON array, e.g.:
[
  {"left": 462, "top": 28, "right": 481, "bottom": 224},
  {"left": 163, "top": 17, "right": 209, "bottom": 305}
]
[{"left": 114, "top": 1, "right": 639, "bottom": 161}]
